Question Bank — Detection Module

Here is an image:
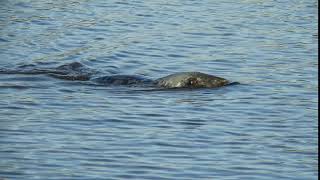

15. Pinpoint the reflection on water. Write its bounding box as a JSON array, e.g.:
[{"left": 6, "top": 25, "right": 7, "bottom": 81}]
[{"left": 0, "top": 0, "right": 318, "bottom": 179}]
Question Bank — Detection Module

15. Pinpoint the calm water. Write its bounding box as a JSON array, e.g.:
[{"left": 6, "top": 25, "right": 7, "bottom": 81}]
[{"left": 0, "top": 0, "right": 318, "bottom": 179}]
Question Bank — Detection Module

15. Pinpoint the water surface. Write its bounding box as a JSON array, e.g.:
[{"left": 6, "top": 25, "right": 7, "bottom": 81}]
[{"left": 0, "top": 0, "right": 318, "bottom": 179}]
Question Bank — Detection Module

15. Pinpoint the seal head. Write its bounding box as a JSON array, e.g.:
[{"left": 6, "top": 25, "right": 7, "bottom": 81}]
[{"left": 154, "top": 72, "right": 230, "bottom": 88}]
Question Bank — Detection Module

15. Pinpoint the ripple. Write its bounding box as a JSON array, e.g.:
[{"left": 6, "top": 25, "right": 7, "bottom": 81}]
[
  {"left": 0, "top": 84, "right": 31, "bottom": 90},
  {"left": 0, "top": 38, "right": 9, "bottom": 42}
]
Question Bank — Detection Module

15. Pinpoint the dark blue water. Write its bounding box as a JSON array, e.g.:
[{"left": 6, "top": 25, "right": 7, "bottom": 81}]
[{"left": 0, "top": 0, "right": 318, "bottom": 179}]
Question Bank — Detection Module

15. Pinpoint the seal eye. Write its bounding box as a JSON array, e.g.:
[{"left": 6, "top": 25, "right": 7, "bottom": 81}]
[{"left": 188, "top": 78, "right": 197, "bottom": 86}]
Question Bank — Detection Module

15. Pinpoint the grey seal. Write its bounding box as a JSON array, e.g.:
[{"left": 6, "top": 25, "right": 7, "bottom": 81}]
[
  {"left": 154, "top": 72, "right": 230, "bottom": 88},
  {"left": 0, "top": 62, "right": 237, "bottom": 89}
]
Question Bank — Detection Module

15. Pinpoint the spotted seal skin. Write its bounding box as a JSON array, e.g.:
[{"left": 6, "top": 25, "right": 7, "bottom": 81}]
[
  {"left": 154, "top": 72, "right": 230, "bottom": 88},
  {"left": 93, "top": 75, "right": 153, "bottom": 86},
  {"left": 0, "top": 62, "right": 236, "bottom": 89}
]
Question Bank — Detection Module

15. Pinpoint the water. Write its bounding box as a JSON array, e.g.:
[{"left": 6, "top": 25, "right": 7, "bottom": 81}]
[{"left": 0, "top": 0, "right": 318, "bottom": 179}]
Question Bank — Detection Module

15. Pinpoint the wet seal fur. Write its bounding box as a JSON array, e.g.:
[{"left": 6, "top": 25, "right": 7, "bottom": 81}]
[
  {"left": 0, "top": 62, "right": 238, "bottom": 89},
  {"left": 155, "top": 72, "right": 230, "bottom": 88}
]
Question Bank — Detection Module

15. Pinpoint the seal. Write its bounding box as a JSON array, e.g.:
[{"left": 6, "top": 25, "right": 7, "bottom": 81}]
[
  {"left": 0, "top": 62, "right": 237, "bottom": 89},
  {"left": 154, "top": 72, "right": 230, "bottom": 88}
]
